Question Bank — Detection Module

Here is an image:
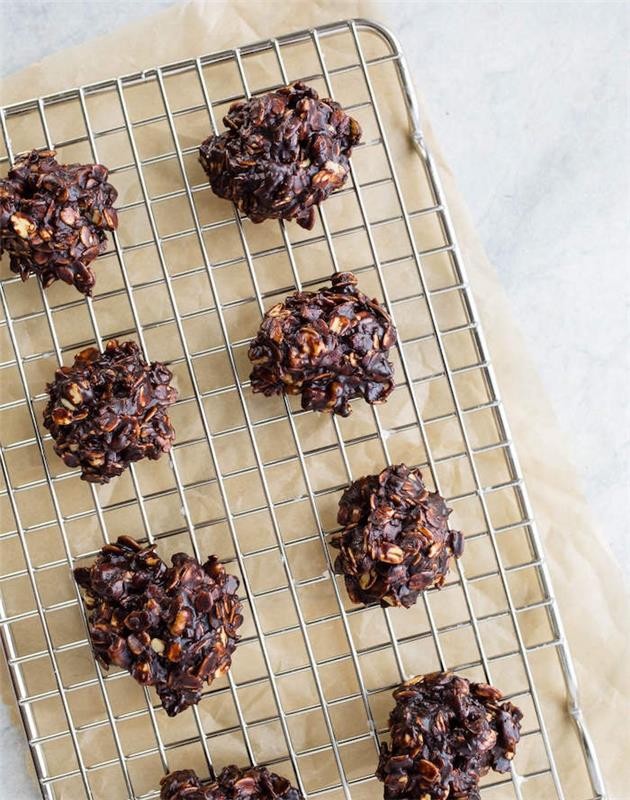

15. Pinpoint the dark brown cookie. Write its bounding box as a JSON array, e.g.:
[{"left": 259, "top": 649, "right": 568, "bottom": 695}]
[
  {"left": 331, "top": 464, "right": 463, "bottom": 607},
  {"left": 199, "top": 81, "right": 361, "bottom": 229},
  {"left": 74, "top": 536, "right": 243, "bottom": 717},
  {"left": 43, "top": 339, "right": 177, "bottom": 483},
  {"left": 377, "top": 672, "right": 522, "bottom": 800},
  {"left": 160, "top": 766, "right": 303, "bottom": 799},
  {"left": 0, "top": 149, "right": 118, "bottom": 295},
  {"left": 249, "top": 271, "right": 396, "bottom": 416}
]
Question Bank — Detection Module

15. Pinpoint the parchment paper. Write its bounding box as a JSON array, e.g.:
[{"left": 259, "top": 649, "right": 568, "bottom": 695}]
[{"left": 1, "top": 2, "right": 628, "bottom": 799}]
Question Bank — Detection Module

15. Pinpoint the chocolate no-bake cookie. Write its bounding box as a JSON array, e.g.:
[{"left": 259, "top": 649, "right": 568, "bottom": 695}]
[
  {"left": 377, "top": 672, "right": 522, "bottom": 800},
  {"left": 74, "top": 536, "right": 243, "bottom": 716},
  {"left": 0, "top": 149, "right": 118, "bottom": 295},
  {"left": 199, "top": 81, "right": 361, "bottom": 229},
  {"left": 331, "top": 464, "right": 463, "bottom": 607},
  {"left": 249, "top": 271, "right": 396, "bottom": 416},
  {"left": 43, "top": 339, "right": 177, "bottom": 483},
  {"left": 161, "top": 766, "right": 303, "bottom": 800}
]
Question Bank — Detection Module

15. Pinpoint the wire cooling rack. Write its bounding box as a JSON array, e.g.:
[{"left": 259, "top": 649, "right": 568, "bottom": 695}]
[{"left": 0, "top": 18, "right": 606, "bottom": 800}]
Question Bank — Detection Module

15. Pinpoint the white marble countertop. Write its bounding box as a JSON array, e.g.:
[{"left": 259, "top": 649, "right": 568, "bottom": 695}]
[{"left": 0, "top": 2, "right": 628, "bottom": 797}]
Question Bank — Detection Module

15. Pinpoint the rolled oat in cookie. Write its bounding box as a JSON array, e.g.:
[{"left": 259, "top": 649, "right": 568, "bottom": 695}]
[
  {"left": 43, "top": 339, "right": 176, "bottom": 484},
  {"left": 0, "top": 149, "right": 118, "bottom": 296},
  {"left": 249, "top": 271, "right": 396, "bottom": 416},
  {"left": 331, "top": 464, "right": 463, "bottom": 607},
  {"left": 74, "top": 536, "right": 243, "bottom": 717},
  {"left": 199, "top": 81, "right": 361, "bottom": 229},
  {"left": 377, "top": 672, "right": 522, "bottom": 800},
  {"left": 160, "top": 765, "right": 303, "bottom": 799}
]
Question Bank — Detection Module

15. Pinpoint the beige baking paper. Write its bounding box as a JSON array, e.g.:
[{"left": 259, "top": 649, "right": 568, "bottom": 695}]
[{"left": 0, "top": 2, "right": 628, "bottom": 800}]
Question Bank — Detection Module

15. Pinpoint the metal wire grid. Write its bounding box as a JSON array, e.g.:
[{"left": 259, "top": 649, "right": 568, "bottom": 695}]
[{"left": 0, "top": 18, "right": 605, "bottom": 800}]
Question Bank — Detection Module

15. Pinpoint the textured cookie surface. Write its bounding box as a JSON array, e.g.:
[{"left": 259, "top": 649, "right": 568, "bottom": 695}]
[
  {"left": 74, "top": 536, "right": 243, "bottom": 716},
  {"left": 160, "top": 766, "right": 303, "bottom": 799},
  {"left": 199, "top": 81, "right": 361, "bottom": 229},
  {"left": 0, "top": 149, "right": 118, "bottom": 295},
  {"left": 331, "top": 464, "right": 463, "bottom": 607},
  {"left": 249, "top": 271, "right": 397, "bottom": 416},
  {"left": 43, "top": 339, "right": 176, "bottom": 483},
  {"left": 377, "top": 672, "right": 522, "bottom": 800}
]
